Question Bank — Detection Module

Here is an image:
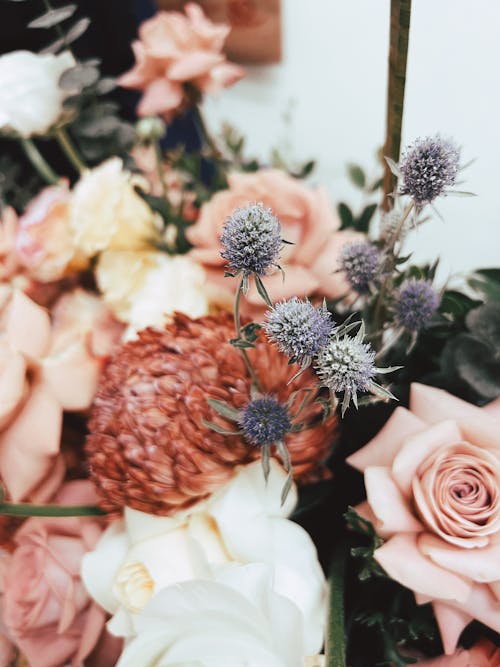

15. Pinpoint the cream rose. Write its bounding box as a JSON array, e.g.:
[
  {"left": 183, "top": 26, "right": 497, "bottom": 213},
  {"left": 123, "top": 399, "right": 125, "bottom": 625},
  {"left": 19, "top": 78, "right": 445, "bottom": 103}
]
[
  {"left": 69, "top": 158, "right": 160, "bottom": 257},
  {"left": 347, "top": 383, "right": 500, "bottom": 655},
  {"left": 96, "top": 249, "right": 210, "bottom": 338},
  {"left": 0, "top": 50, "right": 74, "bottom": 137},
  {"left": 82, "top": 460, "right": 326, "bottom": 655}
]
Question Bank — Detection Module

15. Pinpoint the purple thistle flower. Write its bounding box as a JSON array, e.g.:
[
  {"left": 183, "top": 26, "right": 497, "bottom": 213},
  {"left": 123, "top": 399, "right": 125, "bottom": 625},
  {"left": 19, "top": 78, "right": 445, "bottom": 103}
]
[
  {"left": 315, "top": 336, "right": 376, "bottom": 396},
  {"left": 395, "top": 279, "right": 440, "bottom": 331},
  {"left": 400, "top": 136, "right": 460, "bottom": 206},
  {"left": 339, "top": 242, "right": 382, "bottom": 293},
  {"left": 264, "top": 297, "right": 335, "bottom": 364},
  {"left": 221, "top": 203, "right": 283, "bottom": 276},
  {"left": 239, "top": 396, "right": 291, "bottom": 447}
]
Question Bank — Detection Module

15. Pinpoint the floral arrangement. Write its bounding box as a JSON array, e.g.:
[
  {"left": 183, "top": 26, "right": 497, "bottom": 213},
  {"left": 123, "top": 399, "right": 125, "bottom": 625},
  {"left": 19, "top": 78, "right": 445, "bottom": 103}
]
[{"left": 0, "top": 2, "right": 498, "bottom": 667}]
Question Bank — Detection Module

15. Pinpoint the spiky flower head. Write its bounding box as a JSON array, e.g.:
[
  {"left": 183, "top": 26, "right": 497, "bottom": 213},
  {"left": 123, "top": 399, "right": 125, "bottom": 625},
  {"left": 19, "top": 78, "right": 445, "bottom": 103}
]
[
  {"left": 395, "top": 279, "right": 440, "bottom": 331},
  {"left": 400, "top": 136, "right": 460, "bottom": 206},
  {"left": 264, "top": 297, "right": 335, "bottom": 365},
  {"left": 239, "top": 396, "right": 291, "bottom": 448},
  {"left": 339, "top": 241, "right": 382, "bottom": 293},
  {"left": 316, "top": 335, "right": 376, "bottom": 396},
  {"left": 220, "top": 202, "right": 283, "bottom": 276}
]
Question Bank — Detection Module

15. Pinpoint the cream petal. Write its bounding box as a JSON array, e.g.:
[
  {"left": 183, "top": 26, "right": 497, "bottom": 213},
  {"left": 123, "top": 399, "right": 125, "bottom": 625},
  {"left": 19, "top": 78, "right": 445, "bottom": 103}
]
[
  {"left": 374, "top": 534, "right": 472, "bottom": 602},
  {"left": 364, "top": 466, "right": 422, "bottom": 535},
  {"left": 347, "top": 407, "right": 425, "bottom": 472},
  {"left": 419, "top": 533, "right": 500, "bottom": 582},
  {"left": 124, "top": 505, "right": 187, "bottom": 544},
  {"left": 432, "top": 601, "right": 472, "bottom": 655},
  {"left": 392, "top": 420, "right": 462, "bottom": 496},
  {"left": 0, "top": 349, "right": 26, "bottom": 428},
  {"left": 410, "top": 383, "right": 482, "bottom": 423}
]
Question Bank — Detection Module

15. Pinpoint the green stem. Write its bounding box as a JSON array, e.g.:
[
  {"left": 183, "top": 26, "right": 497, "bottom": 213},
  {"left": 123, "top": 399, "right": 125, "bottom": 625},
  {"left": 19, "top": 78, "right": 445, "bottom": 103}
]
[
  {"left": 326, "top": 541, "right": 347, "bottom": 667},
  {"left": 234, "top": 278, "right": 260, "bottom": 389},
  {"left": 55, "top": 127, "right": 86, "bottom": 174},
  {"left": 19, "top": 137, "right": 59, "bottom": 185},
  {"left": 0, "top": 502, "right": 105, "bottom": 517},
  {"left": 153, "top": 139, "right": 168, "bottom": 201},
  {"left": 193, "top": 105, "right": 221, "bottom": 158}
]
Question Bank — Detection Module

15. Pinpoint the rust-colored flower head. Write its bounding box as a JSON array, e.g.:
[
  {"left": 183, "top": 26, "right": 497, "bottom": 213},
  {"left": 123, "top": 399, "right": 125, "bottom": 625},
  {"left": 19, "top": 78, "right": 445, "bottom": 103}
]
[{"left": 86, "top": 312, "right": 337, "bottom": 516}]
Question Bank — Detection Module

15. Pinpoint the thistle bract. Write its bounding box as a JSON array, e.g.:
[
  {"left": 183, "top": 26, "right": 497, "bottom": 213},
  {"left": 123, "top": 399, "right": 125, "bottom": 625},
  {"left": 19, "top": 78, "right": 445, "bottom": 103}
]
[
  {"left": 316, "top": 336, "right": 376, "bottom": 396},
  {"left": 395, "top": 279, "right": 440, "bottom": 331}
]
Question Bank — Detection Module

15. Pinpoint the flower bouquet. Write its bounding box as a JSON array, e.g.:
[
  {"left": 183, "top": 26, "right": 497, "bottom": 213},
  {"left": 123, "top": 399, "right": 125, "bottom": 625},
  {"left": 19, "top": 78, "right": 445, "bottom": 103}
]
[{"left": 0, "top": 2, "right": 498, "bottom": 666}]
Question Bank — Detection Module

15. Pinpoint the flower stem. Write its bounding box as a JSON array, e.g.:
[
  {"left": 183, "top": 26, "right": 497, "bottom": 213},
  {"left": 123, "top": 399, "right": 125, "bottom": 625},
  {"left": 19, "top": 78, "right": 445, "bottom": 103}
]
[
  {"left": 153, "top": 139, "right": 168, "bottom": 201},
  {"left": 326, "top": 541, "right": 347, "bottom": 667},
  {"left": 0, "top": 502, "right": 105, "bottom": 517},
  {"left": 234, "top": 277, "right": 260, "bottom": 389},
  {"left": 19, "top": 137, "right": 59, "bottom": 185},
  {"left": 193, "top": 104, "right": 221, "bottom": 158},
  {"left": 55, "top": 127, "right": 86, "bottom": 174}
]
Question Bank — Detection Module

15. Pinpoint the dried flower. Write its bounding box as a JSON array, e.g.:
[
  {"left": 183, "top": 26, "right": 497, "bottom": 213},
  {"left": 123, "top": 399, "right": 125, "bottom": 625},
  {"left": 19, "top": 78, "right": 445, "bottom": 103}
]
[
  {"left": 239, "top": 396, "right": 291, "bottom": 448},
  {"left": 264, "top": 297, "right": 335, "bottom": 365},
  {"left": 400, "top": 136, "right": 460, "bottom": 206},
  {"left": 86, "top": 313, "right": 337, "bottom": 516},
  {"left": 339, "top": 241, "right": 382, "bottom": 293},
  {"left": 395, "top": 279, "right": 440, "bottom": 331},
  {"left": 220, "top": 203, "right": 283, "bottom": 277}
]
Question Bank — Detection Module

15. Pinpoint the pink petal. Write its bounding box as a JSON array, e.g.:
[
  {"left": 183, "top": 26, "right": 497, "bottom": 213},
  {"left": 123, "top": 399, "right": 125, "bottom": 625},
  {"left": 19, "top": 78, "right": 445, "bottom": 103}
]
[
  {"left": 392, "top": 420, "right": 462, "bottom": 496},
  {"left": 489, "top": 580, "right": 500, "bottom": 602},
  {"left": 432, "top": 601, "right": 472, "bottom": 655},
  {"left": 137, "top": 79, "right": 183, "bottom": 117},
  {"left": 0, "top": 381, "right": 62, "bottom": 501},
  {"left": 168, "top": 51, "right": 224, "bottom": 81},
  {"left": 0, "top": 348, "right": 26, "bottom": 428},
  {"left": 71, "top": 603, "right": 106, "bottom": 667},
  {"left": 444, "top": 583, "right": 500, "bottom": 639},
  {"left": 41, "top": 340, "right": 101, "bottom": 411},
  {"left": 419, "top": 533, "right": 500, "bottom": 583},
  {"left": 365, "top": 466, "right": 423, "bottom": 536},
  {"left": 410, "top": 383, "right": 482, "bottom": 423},
  {"left": 483, "top": 397, "right": 500, "bottom": 421},
  {"left": 346, "top": 406, "right": 425, "bottom": 472},
  {"left": 6, "top": 291, "right": 51, "bottom": 359},
  {"left": 374, "top": 533, "right": 472, "bottom": 602},
  {"left": 458, "top": 415, "right": 500, "bottom": 451},
  {"left": 207, "top": 62, "right": 245, "bottom": 89}
]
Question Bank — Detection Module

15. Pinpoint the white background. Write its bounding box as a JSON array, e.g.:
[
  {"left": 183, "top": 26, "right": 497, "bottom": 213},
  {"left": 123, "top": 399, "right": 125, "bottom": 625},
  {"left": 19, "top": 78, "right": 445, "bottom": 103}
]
[{"left": 203, "top": 0, "right": 500, "bottom": 280}]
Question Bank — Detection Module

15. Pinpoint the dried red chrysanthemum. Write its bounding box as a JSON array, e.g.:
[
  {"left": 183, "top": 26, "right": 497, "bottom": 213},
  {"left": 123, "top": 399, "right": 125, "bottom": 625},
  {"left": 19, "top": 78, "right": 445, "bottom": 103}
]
[{"left": 86, "top": 312, "right": 337, "bottom": 516}]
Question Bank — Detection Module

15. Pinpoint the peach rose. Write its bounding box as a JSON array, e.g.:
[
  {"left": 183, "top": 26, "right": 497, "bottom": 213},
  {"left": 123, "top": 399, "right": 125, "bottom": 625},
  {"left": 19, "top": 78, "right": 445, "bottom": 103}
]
[
  {"left": 187, "top": 169, "right": 362, "bottom": 314},
  {"left": 16, "top": 185, "right": 88, "bottom": 282},
  {"left": 0, "top": 289, "right": 122, "bottom": 502},
  {"left": 417, "top": 639, "right": 500, "bottom": 665},
  {"left": 119, "top": 4, "right": 244, "bottom": 118},
  {"left": 0, "top": 207, "right": 21, "bottom": 284},
  {"left": 1, "top": 481, "right": 120, "bottom": 667},
  {"left": 347, "top": 384, "right": 500, "bottom": 655}
]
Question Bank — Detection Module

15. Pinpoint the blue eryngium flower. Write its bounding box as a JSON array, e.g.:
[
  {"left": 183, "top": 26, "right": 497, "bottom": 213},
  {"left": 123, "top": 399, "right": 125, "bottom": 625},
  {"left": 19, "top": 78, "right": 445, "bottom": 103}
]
[
  {"left": 239, "top": 396, "right": 291, "bottom": 448},
  {"left": 220, "top": 203, "right": 283, "bottom": 277},
  {"left": 400, "top": 136, "right": 460, "bottom": 206},
  {"left": 395, "top": 279, "right": 440, "bottom": 331},
  {"left": 339, "top": 242, "right": 382, "bottom": 293},
  {"left": 264, "top": 297, "right": 335, "bottom": 365}
]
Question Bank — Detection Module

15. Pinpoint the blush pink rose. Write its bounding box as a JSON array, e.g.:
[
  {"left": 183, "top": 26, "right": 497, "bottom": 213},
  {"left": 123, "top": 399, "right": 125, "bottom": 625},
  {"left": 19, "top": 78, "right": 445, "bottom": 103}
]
[
  {"left": 187, "top": 168, "right": 363, "bottom": 314},
  {"left": 1, "top": 481, "right": 121, "bottom": 667},
  {"left": 417, "top": 639, "right": 500, "bottom": 665},
  {"left": 347, "top": 383, "right": 500, "bottom": 655},
  {"left": 16, "top": 185, "right": 87, "bottom": 282},
  {"left": 119, "top": 4, "right": 244, "bottom": 119}
]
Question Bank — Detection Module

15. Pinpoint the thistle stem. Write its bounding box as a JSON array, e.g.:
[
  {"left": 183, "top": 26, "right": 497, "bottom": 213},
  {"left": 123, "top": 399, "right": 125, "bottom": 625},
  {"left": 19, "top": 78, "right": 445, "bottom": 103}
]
[
  {"left": 234, "top": 277, "right": 260, "bottom": 389},
  {"left": 388, "top": 200, "right": 415, "bottom": 251},
  {"left": 193, "top": 104, "right": 221, "bottom": 158},
  {"left": 55, "top": 127, "right": 86, "bottom": 174},
  {"left": 19, "top": 138, "right": 59, "bottom": 185},
  {"left": 326, "top": 541, "right": 347, "bottom": 667},
  {"left": 0, "top": 502, "right": 105, "bottom": 517}
]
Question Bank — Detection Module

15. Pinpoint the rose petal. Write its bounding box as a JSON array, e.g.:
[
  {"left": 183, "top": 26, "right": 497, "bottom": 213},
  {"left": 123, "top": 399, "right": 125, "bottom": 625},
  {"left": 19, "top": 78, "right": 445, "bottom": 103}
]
[
  {"left": 410, "top": 383, "right": 482, "bottom": 423},
  {"left": 347, "top": 407, "right": 425, "bottom": 472},
  {"left": 137, "top": 79, "right": 183, "bottom": 117},
  {"left": 458, "top": 416, "right": 500, "bottom": 453},
  {"left": 168, "top": 51, "right": 224, "bottom": 81},
  {"left": 445, "top": 583, "right": 500, "bottom": 637},
  {"left": 0, "top": 348, "right": 26, "bottom": 428},
  {"left": 419, "top": 533, "right": 500, "bottom": 582},
  {"left": 432, "top": 601, "right": 472, "bottom": 655},
  {"left": 6, "top": 290, "right": 51, "bottom": 359},
  {"left": 374, "top": 534, "right": 472, "bottom": 602},
  {"left": 483, "top": 397, "right": 500, "bottom": 421}
]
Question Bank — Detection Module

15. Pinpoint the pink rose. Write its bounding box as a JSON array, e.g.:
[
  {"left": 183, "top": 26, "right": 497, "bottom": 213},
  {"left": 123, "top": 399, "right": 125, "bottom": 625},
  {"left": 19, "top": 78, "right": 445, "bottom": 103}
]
[
  {"left": 119, "top": 4, "right": 244, "bottom": 118},
  {"left": 417, "top": 639, "right": 500, "bottom": 665},
  {"left": 0, "top": 207, "right": 21, "bottom": 283},
  {"left": 0, "top": 289, "right": 122, "bottom": 502},
  {"left": 347, "top": 383, "right": 500, "bottom": 655},
  {"left": 1, "top": 481, "right": 121, "bottom": 667},
  {"left": 187, "top": 168, "right": 362, "bottom": 314},
  {"left": 16, "top": 185, "right": 87, "bottom": 282}
]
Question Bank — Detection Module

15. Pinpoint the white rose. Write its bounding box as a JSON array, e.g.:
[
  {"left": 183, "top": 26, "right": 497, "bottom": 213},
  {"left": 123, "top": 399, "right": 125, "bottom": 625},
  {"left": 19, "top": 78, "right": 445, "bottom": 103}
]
[
  {"left": 82, "top": 460, "right": 326, "bottom": 655},
  {"left": 0, "top": 50, "right": 74, "bottom": 137},
  {"left": 116, "top": 563, "right": 308, "bottom": 667},
  {"left": 69, "top": 158, "right": 160, "bottom": 257},
  {"left": 96, "top": 249, "right": 210, "bottom": 338}
]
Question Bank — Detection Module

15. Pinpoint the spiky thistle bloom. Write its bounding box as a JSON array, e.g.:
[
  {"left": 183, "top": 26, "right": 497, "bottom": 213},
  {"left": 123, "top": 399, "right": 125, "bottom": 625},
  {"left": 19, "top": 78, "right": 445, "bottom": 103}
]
[
  {"left": 264, "top": 297, "right": 335, "bottom": 365},
  {"left": 239, "top": 396, "right": 291, "bottom": 448},
  {"left": 400, "top": 136, "right": 460, "bottom": 206},
  {"left": 339, "top": 241, "right": 382, "bottom": 293},
  {"left": 86, "top": 312, "right": 337, "bottom": 516},
  {"left": 395, "top": 279, "right": 440, "bottom": 331},
  {"left": 220, "top": 203, "right": 283, "bottom": 277}
]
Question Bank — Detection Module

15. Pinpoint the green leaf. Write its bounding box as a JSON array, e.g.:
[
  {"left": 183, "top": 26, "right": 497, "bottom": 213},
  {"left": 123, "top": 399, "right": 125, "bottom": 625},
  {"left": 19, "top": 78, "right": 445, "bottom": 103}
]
[
  {"left": 337, "top": 202, "right": 354, "bottom": 229},
  {"left": 468, "top": 268, "right": 500, "bottom": 301},
  {"left": 207, "top": 399, "right": 241, "bottom": 422},
  {"left": 28, "top": 4, "right": 76, "bottom": 28},
  {"left": 241, "top": 322, "right": 262, "bottom": 342},
  {"left": 59, "top": 64, "right": 99, "bottom": 90},
  {"left": 296, "top": 160, "right": 316, "bottom": 179},
  {"left": 229, "top": 338, "right": 255, "bottom": 349},
  {"left": 201, "top": 419, "right": 241, "bottom": 436},
  {"left": 440, "top": 290, "right": 483, "bottom": 319},
  {"left": 347, "top": 163, "right": 366, "bottom": 189},
  {"left": 254, "top": 274, "right": 273, "bottom": 307},
  {"left": 355, "top": 203, "right": 377, "bottom": 233}
]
